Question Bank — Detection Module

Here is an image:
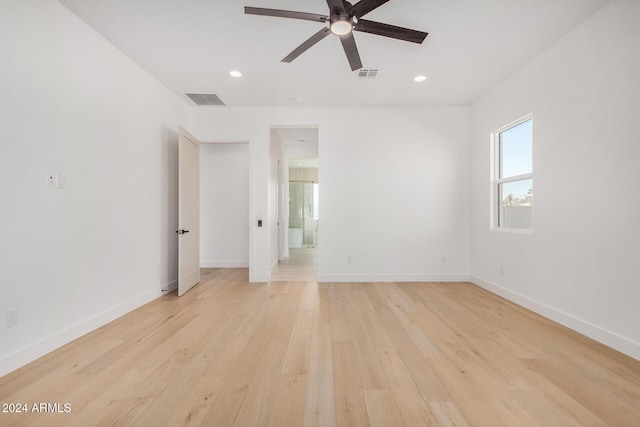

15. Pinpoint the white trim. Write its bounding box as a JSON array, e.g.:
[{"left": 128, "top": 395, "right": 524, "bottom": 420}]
[
  {"left": 491, "top": 227, "right": 533, "bottom": 235},
  {"left": 164, "top": 279, "right": 178, "bottom": 292},
  {"left": 490, "top": 113, "right": 534, "bottom": 231},
  {"left": 249, "top": 274, "right": 270, "bottom": 283},
  {"left": 317, "top": 274, "right": 470, "bottom": 283},
  {"left": 470, "top": 275, "right": 640, "bottom": 361},
  {"left": 200, "top": 261, "right": 250, "bottom": 268},
  {"left": 496, "top": 173, "right": 533, "bottom": 185},
  {"left": 493, "top": 113, "right": 534, "bottom": 136},
  {"left": 0, "top": 287, "right": 166, "bottom": 378}
]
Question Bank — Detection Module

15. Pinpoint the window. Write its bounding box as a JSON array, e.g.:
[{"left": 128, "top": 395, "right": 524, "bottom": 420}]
[{"left": 492, "top": 115, "right": 533, "bottom": 230}]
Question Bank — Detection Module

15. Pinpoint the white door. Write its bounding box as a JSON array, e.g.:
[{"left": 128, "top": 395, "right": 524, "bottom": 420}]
[{"left": 177, "top": 127, "right": 200, "bottom": 296}]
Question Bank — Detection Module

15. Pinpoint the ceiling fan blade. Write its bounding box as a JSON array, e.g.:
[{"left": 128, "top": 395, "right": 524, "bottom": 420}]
[
  {"left": 244, "top": 7, "right": 328, "bottom": 23},
  {"left": 339, "top": 32, "right": 363, "bottom": 71},
  {"left": 355, "top": 19, "right": 428, "bottom": 44},
  {"left": 325, "top": 0, "right": 346, "bottom": 15},
  {"left": 282, "top": 28, "right": 331, "bottom": 63},
  {"left": 350, "top": 0, "right": 390, "bottom": 18}
]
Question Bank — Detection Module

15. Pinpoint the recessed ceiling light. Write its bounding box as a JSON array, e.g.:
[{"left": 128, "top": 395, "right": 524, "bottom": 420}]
[
  {"left": 414, "top": 75, "right": 427, "bottom": 82},
  {"left": 229, "top": 70, "right": 242, "bottom": 78}
]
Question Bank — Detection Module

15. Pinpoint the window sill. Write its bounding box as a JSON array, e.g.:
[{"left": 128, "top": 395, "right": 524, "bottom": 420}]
[{"left": 491, "top": 227, "right": 532, "bottom": 235}]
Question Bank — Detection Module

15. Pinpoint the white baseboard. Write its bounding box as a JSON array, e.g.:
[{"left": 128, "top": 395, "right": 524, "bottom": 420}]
[
  {"left": 0, "top": 286, "right": 168, "bottom": 378},
  {"left": 317, "top": 273, "right": 470, "bottom": 283},
  {"left": 470, "top": 275, "right": 640, "bottom": 361},
  {"left": 200, "top": 261, "right": 249, "bottom": 268},
  {"left": 163, "top": 279, "right": 178, "bottom": 293},
  {"left": 250, "top": 273, "right": 270, "bottom": 283}
]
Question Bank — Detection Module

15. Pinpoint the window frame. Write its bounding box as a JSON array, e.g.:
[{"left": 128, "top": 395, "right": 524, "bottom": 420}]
[{"left": 491, "top": 113, "right": 533, "bottom": 232}]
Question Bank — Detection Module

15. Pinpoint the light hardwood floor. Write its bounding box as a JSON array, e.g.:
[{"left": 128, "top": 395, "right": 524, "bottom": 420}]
[
  {"left": 270, "top": 248, "right": 318, "bottom": 282},
  {"left": 1, "top": 268, "right": 639, "bottom": 426}
]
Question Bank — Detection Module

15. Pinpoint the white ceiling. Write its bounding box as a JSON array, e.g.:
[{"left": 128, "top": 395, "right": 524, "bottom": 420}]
[{"left": 58, "top": 0, "right": 609, "bottom": 107}]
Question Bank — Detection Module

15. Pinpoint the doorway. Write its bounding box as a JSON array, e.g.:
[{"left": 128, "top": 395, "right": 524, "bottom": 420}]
[
  {"left": 288, "top": 174, "right": 318, "bottom": 249},
  {"left": 200, "top": 142, "right": 250, "bottom": 269},
  {"left": 270, "top": 127, "right": 319, "bottom": 281}
]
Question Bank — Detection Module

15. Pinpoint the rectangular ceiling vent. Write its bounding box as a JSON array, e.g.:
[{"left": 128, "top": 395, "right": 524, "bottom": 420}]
[
  {"left": 185, "top": 93, "right": 225, "bottom": 106},
  {"left": 356, "top": 69, "right": 378, "bottom": 79}
]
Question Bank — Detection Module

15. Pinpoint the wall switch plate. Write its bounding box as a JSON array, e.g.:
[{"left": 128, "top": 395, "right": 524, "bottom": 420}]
[
  {"left": 47, "top": 174, "right": 55, "bottom": 187},
  {"left": 257, "top": 220, "right": 262, "bottom": 227}
]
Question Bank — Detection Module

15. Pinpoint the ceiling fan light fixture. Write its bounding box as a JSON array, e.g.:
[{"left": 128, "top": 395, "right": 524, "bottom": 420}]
[{"left": 330, "top": 18, "right": 353, "bottom": 36}]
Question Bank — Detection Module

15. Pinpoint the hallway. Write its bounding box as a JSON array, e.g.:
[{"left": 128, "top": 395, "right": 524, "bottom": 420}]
[{"left": 270, "top": 248, "right": 318, "bottom": 282}]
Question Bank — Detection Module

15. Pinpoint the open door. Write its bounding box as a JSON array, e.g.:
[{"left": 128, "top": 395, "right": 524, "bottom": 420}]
[{"left": 177, "top": 127, "right": 200, "bottom": 296}]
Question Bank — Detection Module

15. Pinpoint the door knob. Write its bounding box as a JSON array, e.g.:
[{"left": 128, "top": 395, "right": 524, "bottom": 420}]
[{"left": 176, "top": 229, "right": 190, "bottom": 234}]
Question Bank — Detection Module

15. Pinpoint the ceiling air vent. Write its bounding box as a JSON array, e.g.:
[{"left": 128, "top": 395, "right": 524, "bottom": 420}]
[
  {"left": 185, "top": 93, "right": 225, "bottom": 106},
  {"left": 356, "top": 69, "right": 378, "bottom": 79}
]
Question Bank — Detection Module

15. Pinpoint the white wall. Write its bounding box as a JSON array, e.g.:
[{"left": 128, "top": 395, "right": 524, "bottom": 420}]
[
  {"left": 189, "top": 106, "right": 471, "bottom": 283},
  {"left": 200, "top": 144, "right": 250, "bottom": 267},
  {"left": 0, "top": 0, "right": 187, "bottom": 376},
  {"left": 470, "top": 0, "right": 640, "bottom": 359}
]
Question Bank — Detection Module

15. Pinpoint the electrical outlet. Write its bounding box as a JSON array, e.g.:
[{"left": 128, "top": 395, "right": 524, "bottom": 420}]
[
  {"left": 46, "top": 174, "right": 55, "bottom": 187},
  {"left": 6, "top": 309, "right": 19, "bottom": 328}
]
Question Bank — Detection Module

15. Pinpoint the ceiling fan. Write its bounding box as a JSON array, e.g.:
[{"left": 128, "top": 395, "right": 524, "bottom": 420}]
[{"left": 244, "top": 0, "right": 428, "bottom": 71}]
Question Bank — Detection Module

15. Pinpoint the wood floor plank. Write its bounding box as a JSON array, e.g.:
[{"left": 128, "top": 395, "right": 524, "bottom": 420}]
[
  {"left": 1, "top": 272, "right": 639, "bottom": 427},
  {"left": 428, "top": 357, "right": 538, "bottom": 426},
  {"left": 366, "top": 286, "right": 451, "bottom": 401},
  {"left": 375, "top": 343, "right": 441, "bottom": 426},
  {"left": 428, "top": 401, "right": 470, "bottom": 427},
  {"left": 363, "top": 389, "right": 405, "bottom": 427},
  {"left": 198, "top": 283, "right": 298, "bottom": 426},
  {"left": 266, "top": 374, "right": 307, "bottom": 427},
  {"left": 341, "top": 285, "right": 389, "bottom": 390},
  {"left": 232, "top": 339, "right": 291, "bottom": 427},
  {"left": 331, "top": 341, "right": 371, "bottom": 427},
  {"left": 303, "top": 283, "right": 336, "bottom": 427},
  {"left": 524, "top": 357, "right": 640, "bottom": 425},
  {"left": 162, "top": 375, "right": 227, "bottom": 426},
  {"left": 509, "top": 389, "right": 606, "bottom": 427},
  {"left": 282, "top": 308, "right": 313, "bottom": 375},
  {"left": 281, "top": 280, "right": 318, "bottom": 377},
  {"left": 233, "top": 283, "right": 304, "bottom": 427}
]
